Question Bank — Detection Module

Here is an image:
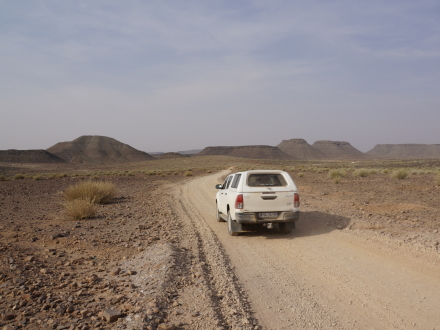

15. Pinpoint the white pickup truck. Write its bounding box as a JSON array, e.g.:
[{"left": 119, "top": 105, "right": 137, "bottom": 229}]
[{"left": 215, "top": 170, "right": 300, "bottom": 236}]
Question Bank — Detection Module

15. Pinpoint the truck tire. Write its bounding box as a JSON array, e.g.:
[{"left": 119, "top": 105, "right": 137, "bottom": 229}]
[
  {"left": 227, "top": 211, "right": 240, "bottom": 236},
  {"left": 216, "top": 204, "right": 225, "bottom": 222}
]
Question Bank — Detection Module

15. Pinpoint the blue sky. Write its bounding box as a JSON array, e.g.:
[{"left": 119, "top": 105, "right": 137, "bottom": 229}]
[{"left": 1, "top": 0, "right": 439, "bottom": 152}]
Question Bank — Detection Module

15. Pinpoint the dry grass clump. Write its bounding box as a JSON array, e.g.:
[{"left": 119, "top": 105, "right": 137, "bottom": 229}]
[
  {"left": 328, "top": 169, "right": 346, "bottom": 179},
  {"left": 298, "top": 172, "right": 304, "bottom": 178},
  {"left": 14, "top": 174, "right": 25, "bottom": 180},
  {"left": 64, "top": 181, "right": 116, "bottom": 204},
  {"left": 64, "top": 199, "right": 97, "bottom": 220},
  {"left": 328, "top": 169, "right": 346, "bottom": 184},
  {"left": 33, "top": 174, "right": 43, "bottom": 180},
  {"left": 0, "top": 174, "right": 8, "bottom": 181},
  {"left": 391, "top": 169, "right": 408, "bottom": 180},
  {"left": 185, "top": 171, "right": 193, "bottom": 177},
  {"left": 353, "top": 169, "right": 369, "bottom": 177}
]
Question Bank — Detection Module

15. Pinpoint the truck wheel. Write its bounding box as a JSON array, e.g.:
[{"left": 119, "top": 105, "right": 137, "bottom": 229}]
[
  {"left": 216, "top": 204, "right": 225, "bottom": 222},
  {"left": 278, "top": 223, "right": 291, "bottom": 234},
  {"left": 227, "top": 211, "right": 240, "bottom": 236}
]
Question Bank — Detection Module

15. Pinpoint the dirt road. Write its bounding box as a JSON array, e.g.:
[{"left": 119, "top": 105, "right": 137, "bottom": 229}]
[{"left": 175, "top": 170, "right": 440, "bottom": 330}]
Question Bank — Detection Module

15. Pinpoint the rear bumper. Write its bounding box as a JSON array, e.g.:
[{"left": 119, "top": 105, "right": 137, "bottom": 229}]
[{"left": 235, "top": 211, "right": 300, "bottom": 224}]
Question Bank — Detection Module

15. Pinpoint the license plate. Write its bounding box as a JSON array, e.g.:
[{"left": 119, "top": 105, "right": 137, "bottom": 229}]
[{"left": 259, "top": 212, "right": 278, "bottom": 218}]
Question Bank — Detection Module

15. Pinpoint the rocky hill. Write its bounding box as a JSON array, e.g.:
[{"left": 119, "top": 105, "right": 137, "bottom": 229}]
[
  {"left": 367, "top": 144, "right": 440, "bottom": 159},
  {"left": 197, "top": 146, "right": 293, "bottom": 160},
  {"left": 47, "top": 136, "right": 154, "bottom": 163},
  {"left": 0, "top": 150, "right": 65, "bottom": 163},
  {"left": 277, "top": 139, "right": 326, "bottom": 160},
  {"left": 312, "top": 141, "right": 368, "bottom": 160}
]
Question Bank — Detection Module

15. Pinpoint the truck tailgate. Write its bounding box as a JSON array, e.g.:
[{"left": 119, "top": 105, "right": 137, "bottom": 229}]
[{"left": 243, "top": 190, "right": 295, "bottom": 212}]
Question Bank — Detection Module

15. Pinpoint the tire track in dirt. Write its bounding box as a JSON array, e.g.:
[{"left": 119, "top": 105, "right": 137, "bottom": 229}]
[{"left": 171, "top": 177, "right": 259, "bottom": 330}]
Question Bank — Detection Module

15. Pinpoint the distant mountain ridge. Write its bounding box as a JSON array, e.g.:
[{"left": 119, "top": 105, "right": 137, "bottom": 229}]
[
  {"left": 3, "top": 136, "right": 439, "bottom": 164},
  {"left": 197, "top": 145, "right": 293, "bottom": 160},
  {"left": 367, "top": 144, "right": 440, "bottom": 159},
  {"left": 47, "top": 136, "right": 154, "bottom": 163},
  {"left": 0, "top": 150, "right": 65, "bottom": 163}
]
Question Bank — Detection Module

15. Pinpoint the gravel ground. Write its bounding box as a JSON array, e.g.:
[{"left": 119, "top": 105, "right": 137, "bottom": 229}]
[{"left": 1, "top": 166, "right": 439, "bottom": 329}]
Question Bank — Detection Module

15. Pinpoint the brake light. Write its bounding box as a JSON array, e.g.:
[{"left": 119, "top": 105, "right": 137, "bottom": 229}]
[
  {"left": 235, "top": 194, "right": 244, "bottom": 209},
  {"left": 294, "top": 193, "right": 300, "bottom": 208}
]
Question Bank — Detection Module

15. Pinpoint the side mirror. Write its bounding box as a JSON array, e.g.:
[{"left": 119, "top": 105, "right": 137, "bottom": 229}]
[{"left": 215, "top": 184, "right": 223, "bottom": 189}]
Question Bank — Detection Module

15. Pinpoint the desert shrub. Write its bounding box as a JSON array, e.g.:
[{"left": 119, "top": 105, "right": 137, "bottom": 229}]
[
  {"left": 33, "top": 174, "right": 43, "bottom": 180},
  {"left": 14, "top": 174, "right": 25, "bottom": 180},
  {"left": 369, "top": 169, "right": 378, "bottom": 175},
  {"left": 328, "top": 169, "right": 346, "bottom": 179},
  {"left": 175, "top": 172, "right": 179, "bottom": 175},
  {"left": 207, "top": 170, "right": 212, "bottom": 173},
  {"left": 160, "top": 173, "right": 166, "bottom": 177},
  {"left": 56, "top": 173, "right": 67, "bottom": 178},
  {"left": 298, "top": 172, "right": 304, "bottom": 178},
  {"left": 329, "top": 169, "right": 346, "bottom": 184},
  {"left": 64, "top": 181, "right": 116, "bottom": 204},
  {"left": 391, "top": 169, "right": 408, "bottom": 180},
  {"left": 382, "top": 169, "right": 390, "bottom": 174},
  {"left": 353, "top": 169, "right": 369, "bottom": 177},
  {"left": 185, "top": 171, "right": 193, "bottom": 177},
  {"left": 0, "top": 174, "right": 8, "bottom": 181},
  {"left": 64, "top": 199, "right": 97, "bottom": 220}
]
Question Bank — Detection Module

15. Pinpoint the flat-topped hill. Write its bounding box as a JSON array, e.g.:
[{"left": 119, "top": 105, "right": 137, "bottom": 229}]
[
  {"left": 197, "top": 145, "right": 293, "bottom": 160},
  {"left": 47, "top": 136, "right": 154, "bottom": 163},
  {"left": 277, "top": 139, "right": 326, "bottom": 160},
  {"left": 367, "top": 144, "right": 440, "bottom": 159},
  {"left": 159, "top": 152, "right": 190, "bottom": 159},
  {"left": 0, "top": 150, "right": 65, "bottom": 163},
  {"left": 312, "top": 140, "right": 368, "bottom": 160}
]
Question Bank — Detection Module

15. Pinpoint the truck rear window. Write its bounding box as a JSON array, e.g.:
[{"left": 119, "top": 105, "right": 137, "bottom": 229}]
[{"left": 247, "top": 174, "right": 287, "bottom": 187}]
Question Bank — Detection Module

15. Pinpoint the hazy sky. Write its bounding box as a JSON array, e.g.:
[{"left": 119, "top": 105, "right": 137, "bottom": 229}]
[{"left": 1, "top": 0, "right": 439, "bottom": 153}]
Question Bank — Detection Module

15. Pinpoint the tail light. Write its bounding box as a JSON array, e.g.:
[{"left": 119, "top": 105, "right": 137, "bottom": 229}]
[
  {"left": 294, "top": 193, "right": 300, "bottom": 208},
  {"left": 235, "top": 194, "right": 244, "bottom": 209}
]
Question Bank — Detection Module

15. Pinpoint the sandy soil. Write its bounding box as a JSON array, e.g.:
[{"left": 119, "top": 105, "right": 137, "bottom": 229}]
[{"left": 1, "top": 167, "right": 440, "bottom": 329}]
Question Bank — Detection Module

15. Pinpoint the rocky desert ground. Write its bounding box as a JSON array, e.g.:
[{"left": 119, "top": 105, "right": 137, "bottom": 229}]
[{"left": 1, "top": 156, "right": 440, "bottom": 329}]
